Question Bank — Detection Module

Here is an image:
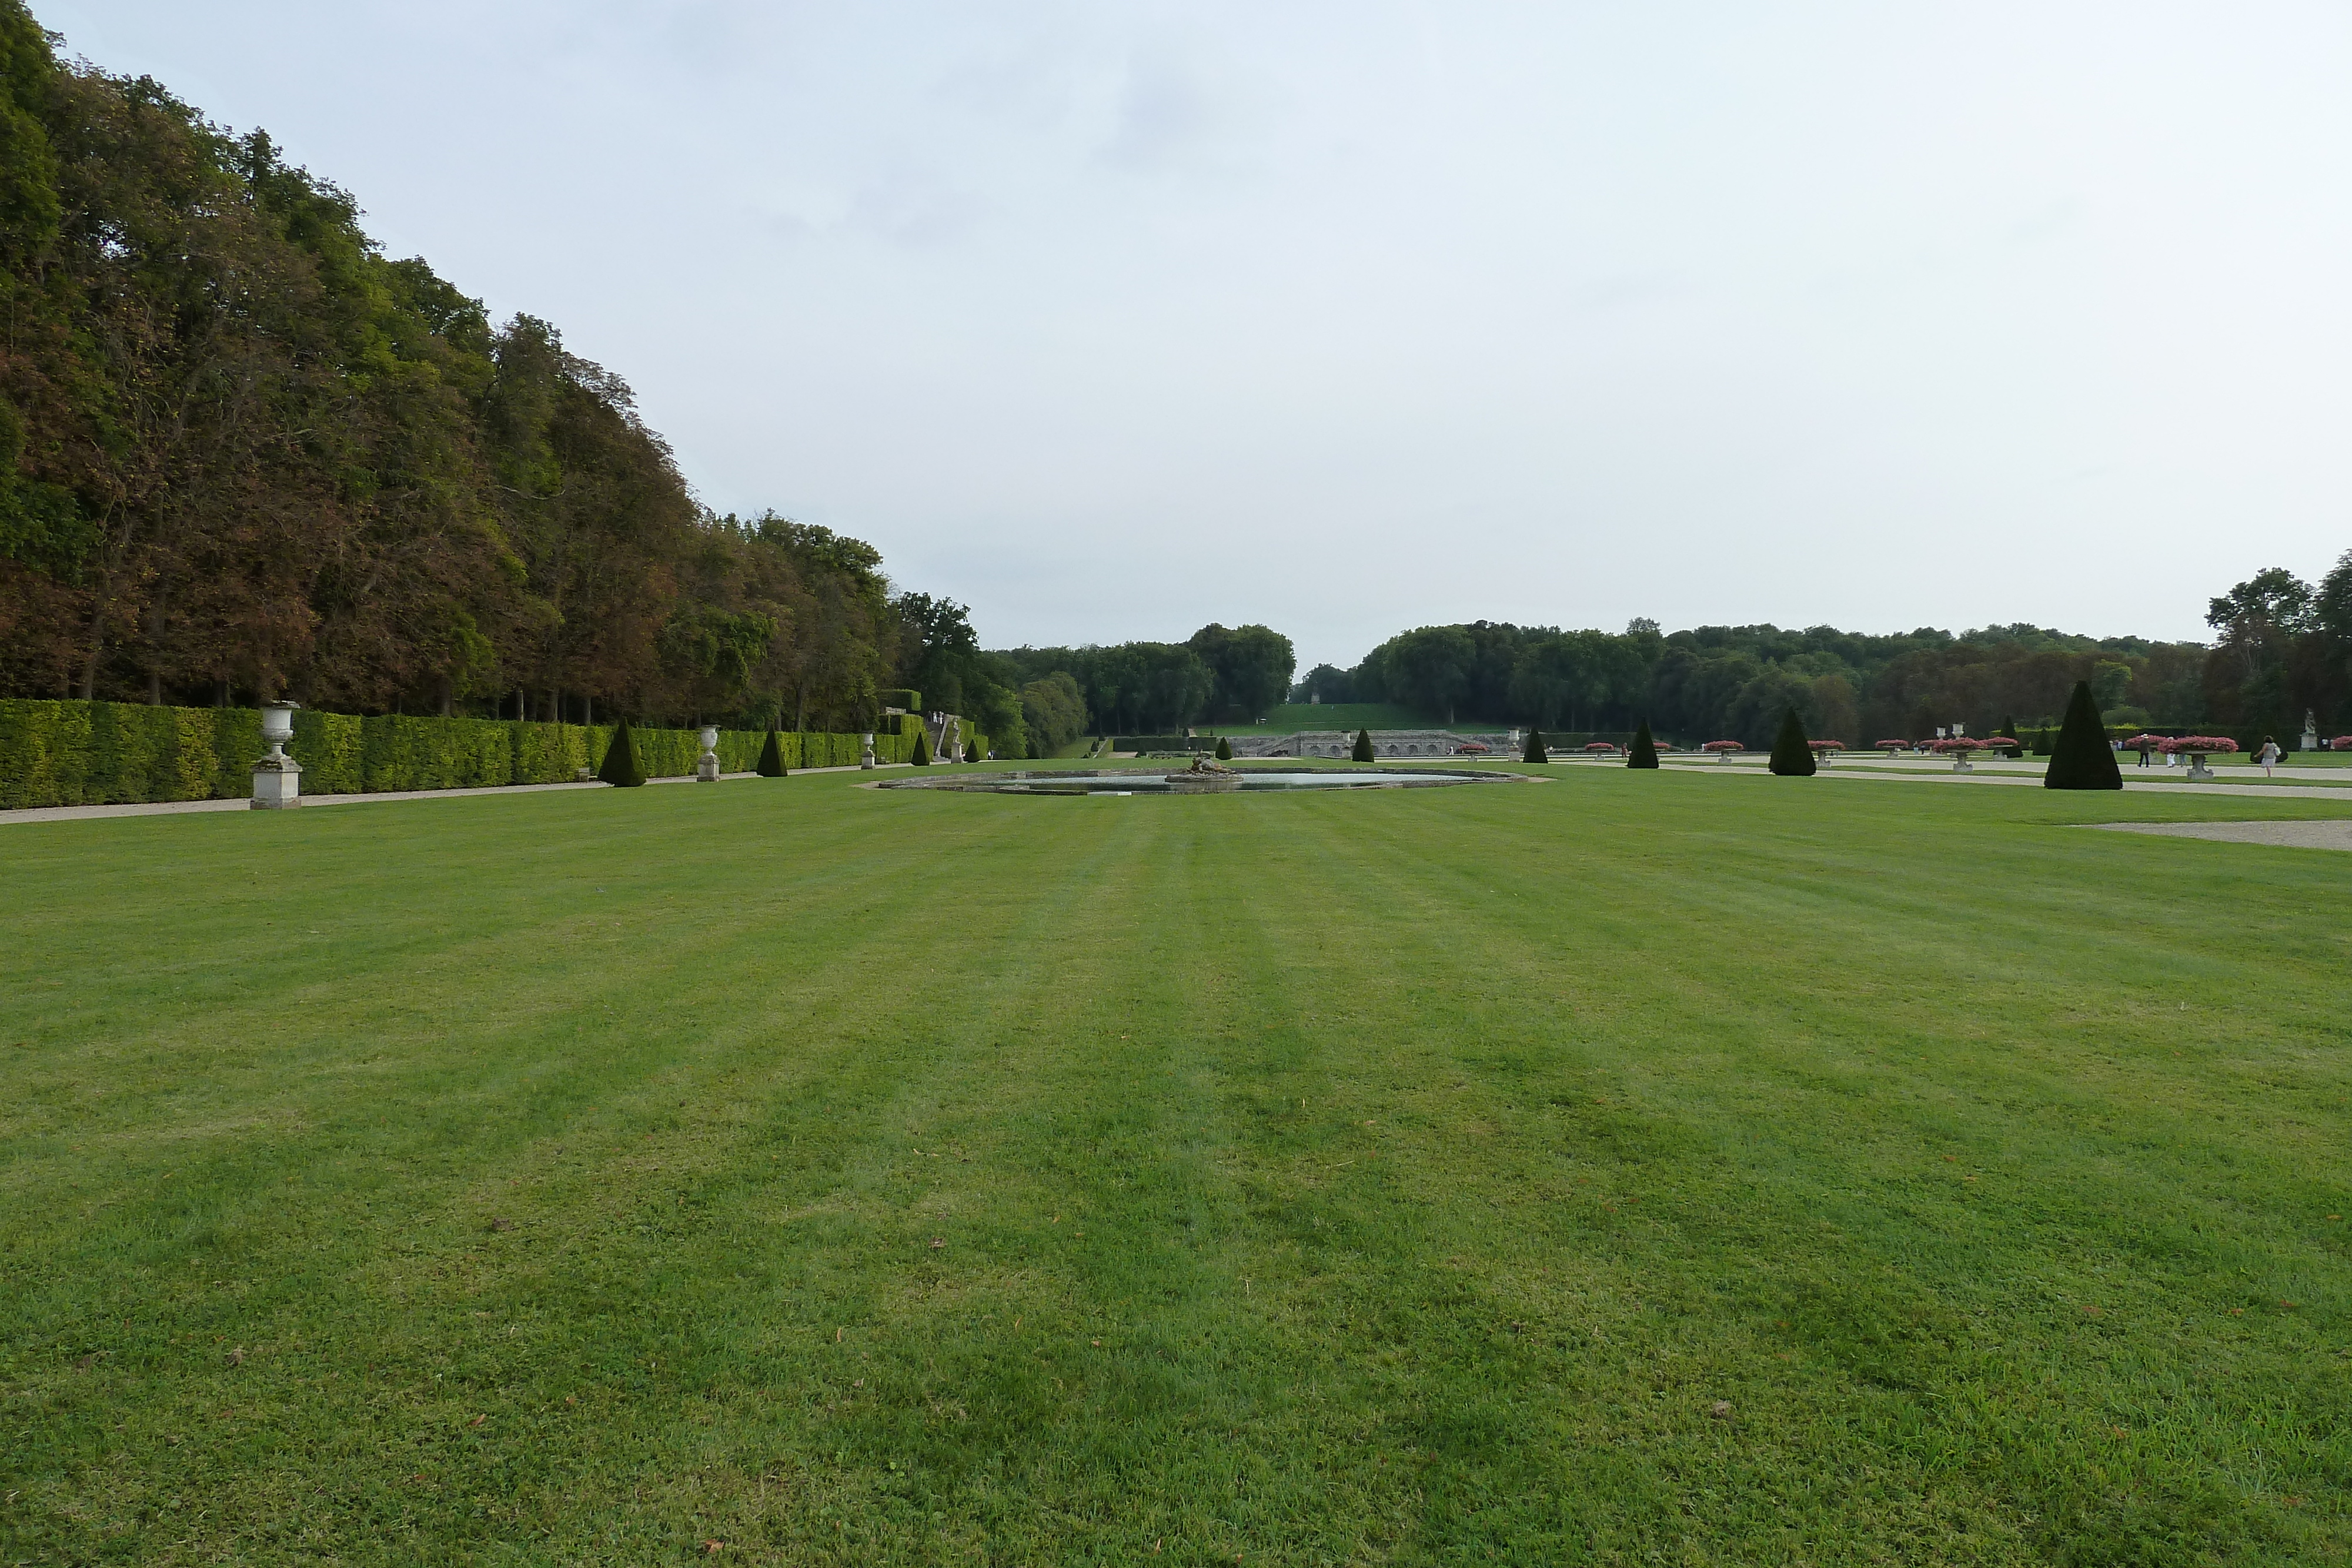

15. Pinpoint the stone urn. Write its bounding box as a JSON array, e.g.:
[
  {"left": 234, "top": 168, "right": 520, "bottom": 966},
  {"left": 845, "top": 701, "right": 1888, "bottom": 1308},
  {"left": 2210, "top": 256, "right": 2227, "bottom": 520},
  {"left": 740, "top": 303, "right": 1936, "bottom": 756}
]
[
  {"left": 696, "top": 724, "right": 721, "bottom": 783},
  {"left": 251, "top": 700, "right": 302, "bottom": 809}
]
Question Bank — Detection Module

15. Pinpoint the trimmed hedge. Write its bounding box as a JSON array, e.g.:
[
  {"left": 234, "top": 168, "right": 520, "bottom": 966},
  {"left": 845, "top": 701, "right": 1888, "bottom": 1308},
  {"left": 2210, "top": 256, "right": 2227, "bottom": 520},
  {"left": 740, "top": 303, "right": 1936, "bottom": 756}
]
[{"left": 0, "top": 700, "right": 987, "bottom": 810}]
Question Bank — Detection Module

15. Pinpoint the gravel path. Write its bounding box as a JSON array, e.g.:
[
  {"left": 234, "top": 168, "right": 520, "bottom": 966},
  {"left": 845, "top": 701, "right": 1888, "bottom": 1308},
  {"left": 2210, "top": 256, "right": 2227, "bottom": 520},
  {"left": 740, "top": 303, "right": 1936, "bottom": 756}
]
[
  {"left": 2083, "top": 820, "right": 2352, "bottom": 850},
  {"left": 1654, "top": 761, "right": 2352, "bottom": 803}
]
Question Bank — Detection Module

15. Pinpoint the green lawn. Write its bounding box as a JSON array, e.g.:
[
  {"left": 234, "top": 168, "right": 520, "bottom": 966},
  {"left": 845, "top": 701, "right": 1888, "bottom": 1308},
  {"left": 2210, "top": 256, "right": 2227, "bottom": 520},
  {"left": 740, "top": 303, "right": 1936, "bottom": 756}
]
[
  {"left": 6, "top": 768, "right": 2352, "bottom": 1564},
  {"left": 1204, "top": 703, "right": 1446, "bottom": 735}
]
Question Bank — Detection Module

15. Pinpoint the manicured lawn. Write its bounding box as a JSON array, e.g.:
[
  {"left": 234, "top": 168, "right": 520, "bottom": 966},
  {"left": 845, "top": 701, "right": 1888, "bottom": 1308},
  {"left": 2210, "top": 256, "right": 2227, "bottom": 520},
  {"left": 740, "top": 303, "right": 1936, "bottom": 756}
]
[
  {"left": 1202, "top": 703, "right": 1440, "bottom": 734},
  {"left": 5, "top": 768, "right": 2352, "bottom": 1564}
]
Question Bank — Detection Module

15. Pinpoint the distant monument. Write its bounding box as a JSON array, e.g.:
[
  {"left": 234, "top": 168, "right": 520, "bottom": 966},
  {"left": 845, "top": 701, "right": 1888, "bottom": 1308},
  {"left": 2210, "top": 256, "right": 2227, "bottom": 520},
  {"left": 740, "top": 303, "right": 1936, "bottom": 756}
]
[{"left": 2304, "top": 710, "right": 2320, "bottom": 751}]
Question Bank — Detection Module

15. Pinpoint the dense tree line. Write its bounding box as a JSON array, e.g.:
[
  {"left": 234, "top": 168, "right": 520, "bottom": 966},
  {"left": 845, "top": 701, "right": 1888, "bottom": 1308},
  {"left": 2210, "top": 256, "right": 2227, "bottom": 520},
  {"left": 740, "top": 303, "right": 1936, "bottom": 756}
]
[
  {"left": 994, "top": 624, "right": 1295, "bottom": 743},
  {"left": 1301, "top": 576, "right": 2352, "bottom": 744},
  {"left": 2199, "top": 557, "right": 2352, "bottom": 738},
  {"left": 0, "top": 5, "right": 1023, "bottom": 744}
]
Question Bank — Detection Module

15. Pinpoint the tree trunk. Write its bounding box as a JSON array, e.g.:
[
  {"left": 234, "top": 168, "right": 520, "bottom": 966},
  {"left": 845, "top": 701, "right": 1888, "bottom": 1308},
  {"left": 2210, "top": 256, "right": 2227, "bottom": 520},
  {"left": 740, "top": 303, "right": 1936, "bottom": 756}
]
[{"left": 79, "top": 606, "right": 103, "bottom": 700}]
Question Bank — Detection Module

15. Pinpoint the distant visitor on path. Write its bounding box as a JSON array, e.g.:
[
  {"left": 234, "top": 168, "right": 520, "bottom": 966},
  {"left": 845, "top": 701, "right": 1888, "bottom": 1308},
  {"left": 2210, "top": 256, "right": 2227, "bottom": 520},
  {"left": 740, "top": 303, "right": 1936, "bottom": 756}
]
[
  {"left": 2137, "top": 738, "right": 2152, "bottom": 768},
  {"left": 2257, "top": 736, "right": 2281, "bottom": 778}
]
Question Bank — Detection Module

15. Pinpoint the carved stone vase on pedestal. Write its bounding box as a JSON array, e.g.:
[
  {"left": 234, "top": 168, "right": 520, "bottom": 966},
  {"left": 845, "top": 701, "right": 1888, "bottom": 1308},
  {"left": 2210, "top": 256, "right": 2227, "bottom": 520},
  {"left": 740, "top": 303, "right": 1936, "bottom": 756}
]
[
  {"left": 251, "top": 701, "right": 302, "bottom": 809},
  {"left": 696, "top": 726, "right": 721, "bottom": 783}
]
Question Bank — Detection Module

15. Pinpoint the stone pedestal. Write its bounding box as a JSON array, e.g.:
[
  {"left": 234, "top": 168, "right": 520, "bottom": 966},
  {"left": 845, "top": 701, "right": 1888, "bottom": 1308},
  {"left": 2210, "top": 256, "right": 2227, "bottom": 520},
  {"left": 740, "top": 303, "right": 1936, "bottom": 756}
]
[
  {"left": 2186, "top": 756, "right": 2215, "bottom": 781},
  {"left": 860, "top": 732, "right": 877, "bottom": 770},
  {"left": 1952, "top": 758, "right": 1972, "bottom": 773},
  {"left": 250, "top": 755, "right": 302, "bottom": 809},
  {"left": 696, "top": 725, "right": 720, "bottom": 782}
]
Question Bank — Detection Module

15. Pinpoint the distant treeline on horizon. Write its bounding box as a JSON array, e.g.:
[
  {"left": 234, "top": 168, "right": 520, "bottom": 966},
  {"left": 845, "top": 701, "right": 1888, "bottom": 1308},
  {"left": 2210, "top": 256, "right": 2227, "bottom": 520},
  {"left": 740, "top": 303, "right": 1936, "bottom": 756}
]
[{"left": 998, "top": 557, "right": 2348, "bottom": 751}]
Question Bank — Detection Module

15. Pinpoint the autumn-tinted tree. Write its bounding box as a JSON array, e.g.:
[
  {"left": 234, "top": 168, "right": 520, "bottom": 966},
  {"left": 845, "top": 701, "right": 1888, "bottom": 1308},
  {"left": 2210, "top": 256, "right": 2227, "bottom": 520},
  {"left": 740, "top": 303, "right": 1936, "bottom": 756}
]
[{"left": 0, "top": 18, "right": 1000, "bottom": 733}]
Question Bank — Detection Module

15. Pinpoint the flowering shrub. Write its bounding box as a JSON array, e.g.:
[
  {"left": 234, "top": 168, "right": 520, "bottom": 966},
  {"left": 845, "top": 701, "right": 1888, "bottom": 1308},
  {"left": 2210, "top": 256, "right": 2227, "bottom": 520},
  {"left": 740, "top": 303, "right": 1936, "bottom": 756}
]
[
  {"left": 2333, "top": 735, "right": 2352, "bottom": 750},
  {"left": 1875, "top": 740, "right": 1908, "bottom": 751},
  {"left": 1984, "top": 737, "right": 2019, "bottom": 749},
  {"left": 1808, "top": 740, "right": 1845, "bottom": 752},
  {"left": 1926, "top": 737, "right": 1985, "bottom": 753},
  {"left": 1701, "top": 740, "right": 1743, "bottom": 752},
  {"left": 2123, "top": 734, "right": 2164, "bottom": 748},
  {"left": 1582, "top": 741, "right": 1619, "bottom": 753},
  {"left": 2159, "top": 736, "right": 2239, "bottom": 754}
]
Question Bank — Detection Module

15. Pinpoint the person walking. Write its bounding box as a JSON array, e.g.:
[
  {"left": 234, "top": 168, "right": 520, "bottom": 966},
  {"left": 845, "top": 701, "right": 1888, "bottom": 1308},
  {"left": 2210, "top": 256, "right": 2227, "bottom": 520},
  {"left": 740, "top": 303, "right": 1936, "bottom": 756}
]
[
  {"left": 2137, "top": 738, "right": 2152, "bottom": 768},
  {"left": 2257, "top": 735, "right": 2281, "bottom": 778}
]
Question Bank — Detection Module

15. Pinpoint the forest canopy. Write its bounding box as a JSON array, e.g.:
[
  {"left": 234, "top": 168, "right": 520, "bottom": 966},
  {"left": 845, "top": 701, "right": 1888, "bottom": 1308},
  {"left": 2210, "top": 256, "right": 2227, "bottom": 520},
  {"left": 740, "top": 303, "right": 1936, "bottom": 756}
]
[
  {"left": 1293, "top": 565, "right": 2352, "bottom": 747},
  {"left": 0, "top": 4, "right": 1031, "bottom": 746}
]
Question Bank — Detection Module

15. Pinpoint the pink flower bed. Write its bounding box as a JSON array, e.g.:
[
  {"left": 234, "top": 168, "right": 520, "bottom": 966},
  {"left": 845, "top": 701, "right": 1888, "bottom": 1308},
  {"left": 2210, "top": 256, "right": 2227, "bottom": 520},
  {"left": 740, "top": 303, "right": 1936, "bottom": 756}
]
[
  {"left": 1701, "top": 740, "right": 1743, "bottom": 752},
  {"left": 2159, "top": 736, "right": 2239, "bottom": 754},
  {"left": 1926, "top": 737, "right": 1986, "bottom": 753},
  {"left": 2333, "top": 735, "right": 2352, "bottom": 750},
  {"left": 1875, "top": 740, "right": 1909, "bottom": 751},
  {"left": 1808, "top": 740, "right": 1845, "bottom": 752},
  {"left": 2123, "top": 734, "right": 2164, "bottom": 748},
  {"left": 1583, "top": 741, "right": 1620, "bottom": 753}
]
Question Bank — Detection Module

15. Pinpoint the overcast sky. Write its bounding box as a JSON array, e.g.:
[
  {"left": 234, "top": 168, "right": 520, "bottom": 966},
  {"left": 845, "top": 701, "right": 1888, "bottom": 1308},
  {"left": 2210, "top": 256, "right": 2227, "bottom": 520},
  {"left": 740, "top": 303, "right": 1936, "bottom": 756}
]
[{"left": 47, "top": 2, "right": 2352, "bottom": 668}]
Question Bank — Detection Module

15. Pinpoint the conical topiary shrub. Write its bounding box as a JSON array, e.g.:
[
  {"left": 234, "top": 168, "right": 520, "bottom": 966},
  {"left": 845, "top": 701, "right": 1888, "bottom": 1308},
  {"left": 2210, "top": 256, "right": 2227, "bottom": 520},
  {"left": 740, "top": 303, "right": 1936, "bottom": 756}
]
[
  {"left": 1768, "top": 706, "right": 1817, "bottom": 776},
  {"left": 596, "top": 718, "right": 647, "bottom": 787},
  {"left": 1628, "top": 718, "right": 1659, "bottom": 769},
  {"left": 965, "top": 742, "right": 980, "bottom": 763},
  {"left": 1999, "top": 714, "right": 2019, "bottom": 758},
  {"left": 1522, "top": 727, "right": 1547, "bottom": 763},
  {"left": 756, "top": 727, "right": 787, "bottom": 777},
  {"left": 910, "top": 731, "right": 931, "bottom": 766},
  {"left": 1215, "top": 735, "right": 1233, "bottom": 761},
  {"left": 1352, "top": 728, "right": 1375, "bottom": 763},
  {"left": 2044, "top": 680, "right": 2122, "bottom": 790}
]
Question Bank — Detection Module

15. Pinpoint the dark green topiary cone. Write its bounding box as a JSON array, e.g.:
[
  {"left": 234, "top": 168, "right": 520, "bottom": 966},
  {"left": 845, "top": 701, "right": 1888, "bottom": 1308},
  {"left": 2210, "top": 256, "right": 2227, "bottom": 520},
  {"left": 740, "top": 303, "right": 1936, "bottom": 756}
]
[
  {"left": 596, "top": 718, "right": 647, "bottom": 787},
  {"left": 1628, "top": 719, "right": 1659, "bottom": 769},
  {"left": 755, "top": 727, "right": 787, "bottom": 777},
  {"left": 1215, "top": 735, "right": 1232, "bottom": 761},
  {"left": 1768, "top": 706, "right": 1816, "bottom": 776},
  {"left": 1522, "top": 727, "right": 1547, "bottom": 763},
  {"left": 1352, "top": 728, "right": 1375, "bottom": 763},
  {"left": 2043, "top": 680, "right": 2122, "bottom": 790},
  {"left": 910, "top": 731, "right": 931, "bottom": 766}
]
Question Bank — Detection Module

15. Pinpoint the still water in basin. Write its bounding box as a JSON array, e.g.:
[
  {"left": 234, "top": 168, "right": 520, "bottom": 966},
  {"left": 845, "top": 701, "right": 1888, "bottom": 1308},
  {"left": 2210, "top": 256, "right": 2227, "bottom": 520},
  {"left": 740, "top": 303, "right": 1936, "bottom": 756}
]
[{"left": 880, "top": 768, "right": 1511, "bottom": 795}]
